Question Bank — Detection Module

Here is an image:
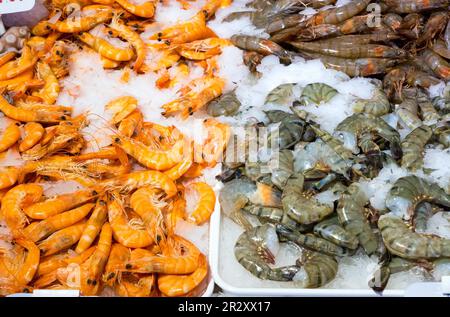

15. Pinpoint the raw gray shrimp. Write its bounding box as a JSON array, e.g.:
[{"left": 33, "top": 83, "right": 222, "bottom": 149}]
[
  {"left": 417, "top": 11, "right": 449, "bottom": 46},
  {"left": 433, "top": 122, "right": 450, "bottom": 147},
  {"left": 290, "top": 41, "right": 408, "bottom": 59},
  {"left": 309, "top": 125, "right": 355, "bottom": 162},
  {"left": 337, "top": 183, "right": 378, "bottom": 255},
  {"left": 243, "top": 51, "right": 264, "bottom": 73},
  {"left": 206, "top": 91, "right": 241, "bottom": 117},
  {"left": 272, "top": 24, "right": 340, "bottom": 42},
  {"left": 395, "top": 89, "right": 422, "bottom": 130},
  {"left": 293, "top": 251, "right": 338, "bottom": 288},
  {"left": 265, "top": 83, "right": 297, "bottom": 105},
  {"left": 266, "top": 110, "right": 310, "bottom": 149},
  {"left": 385, "top": 175, "right": 450, "bottom": 220},
  {"left": 306, "top": 0, "right": 371, "bottom": 26},
  {"left": 383, "top": 0, "right": 449, "bottom": 14},
  {"left": 269, "top": 150, "right": 294, "bottom": 189},
  {"left": 431, "top": 40, "right": 450, "bottom": 60},
  {"left": 266, "top": 14, "right": 308, "bottom": 35},
  {"left": 335, "top": 113, "right": 402, "bottom": 160},
  {"left": 368, "top": 256, "right": 417, "bottom": 291},
  {"left": 313, "top": 216, "right": 359, "bottom": 249},
  {"left": 230, "top": 35, "right": 292, "bottom": 65},
  {"left": 234, "top": 224, "right": 300, "bottom": 281},
  {"left": 401, "top": 125, "right": 433, "bottom": 171},
  {"left": 353, "top": 86, "right": 391, "bottom": 117},
  {"left": 281, "top": 173, "right": 334, "bottom": 225},
  {"left": 414, "top": 202, "right": 436, "bottom": 232},
  {"left": 416, "top": 89, "right": 441, "bottom": 123},
  {"left": 242, "top": 205, "right": 310, "bottom": 231},
  {"left": 298, "top": 83, "right": 338, "bottom": 106},
  {"left": 311, "top": 34, "right": 401, "bottom": 46},
  {"left": 276, "top": 225, "right": 349, "bottom": 257},
  {"left": 383, "top": 13, "right": 403, "bottom": 31},
  {"left": 421, "top": 49, "right": 450, "bottom": 81},
  {"left": 445, "top": 20, "right": 450, "bottom": 49},
  {"left": 378, "top": 215, "right": 450, "bottom": 260}
]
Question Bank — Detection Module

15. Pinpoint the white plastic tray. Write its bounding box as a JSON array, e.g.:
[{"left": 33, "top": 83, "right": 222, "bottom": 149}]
[{"left": 209, "top": 206, "right": 449, "bottom": 297}]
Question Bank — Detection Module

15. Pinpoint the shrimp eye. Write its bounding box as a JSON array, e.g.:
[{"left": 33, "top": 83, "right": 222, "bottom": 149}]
[
  {"left": 15, "top": 122, "right": 20, "bottom": 126},
  {"left": 125, "top": 264, "right": 132, "bottom": 269},
  {"left": 107, "top": 272, "right": 115, "bottom": 280},
  {"left": 60, "top": 116, "right": 67, "bottom": 120},
  {"left": 99, "top": 200, "right": 106, "bottom": 206},
  {"left": 46, "top": 25, "right": 51, "bottom": 30},
  {"left": 87, "top": 279, "right": 92, "bottom": 285},
  {"left": 164, "top": 40, "right": 170, "bottom": 45},
  {"left": 156, "top": 234, "right": 161, "bottom": 242},
  {"left": 157, "top": 32, "right": 162, "bottom": 37},
  {"left": 114, "top": 137, "right": 120, "bottom": 143},
  {"left": 92, "top": 190, "right": 98, "bottom": 196},
  {"left": 91, "top": 280, "right": 97, "bottom": 286},
  {"left": 23, "top": 288, "right": 30, "bottom": 293}
]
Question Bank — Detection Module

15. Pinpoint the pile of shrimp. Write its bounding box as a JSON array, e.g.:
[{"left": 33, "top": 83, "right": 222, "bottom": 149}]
[{"left": 0, "top": 0, "right": 235, "bottom": 297}]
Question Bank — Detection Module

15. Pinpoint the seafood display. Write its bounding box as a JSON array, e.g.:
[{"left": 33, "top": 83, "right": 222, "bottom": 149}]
[{"left": 0, "top": 0, "right": 450, "bottom": 297}]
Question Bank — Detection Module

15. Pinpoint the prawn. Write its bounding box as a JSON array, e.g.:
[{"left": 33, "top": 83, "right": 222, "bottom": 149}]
[
  {"left": 115, "top": 0, "right": 155, "bottom": 18},
  {"left": 0, "top": 122, "right": 21, "bottom": 153},
  {"left": 77, "top": 32, "right": 135, "bottom": 62},
  {"left": 38, "top": 221, "right": 86, "bottom": 256},
  {"left": 186, "top": 182, "right": 215, "bottom": 225},
  {"left": 31, "top": 62, "right": 60, "bottom": 104},
  {"left": 19, "top": 122, "right": 45, "bottom": 152}
]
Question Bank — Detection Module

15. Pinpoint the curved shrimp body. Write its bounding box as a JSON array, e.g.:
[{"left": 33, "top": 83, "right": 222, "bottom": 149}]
[
  {"left": 0, "top": 95, "right": 68, "bottom": 123},
  {"left": 0, "top": 46, "right": 38, "bottom": 81},
  {"left": 307, "top": 0, "right": 370, "bottom": 26},
  {"left": 353, "top": 87, "right": 391, "bottom": 117},
  {"left": 231, "top": 35, "right": 291, "bottom": 64},
  {"left": 282, "top": 174, "right": 333, "bottom": 225},
  {"left": 24, "top": 189, "right": 95, "bottom": 220},
  {"left": 38, "top": 221, "right": 86, "bottom": 256},
  {"left": 294, "top": 251, "right": 338, "bottom": 288},
  {"left": 53, "top": 9, "right": 113, "bottom": 33},
  {"left": 235, "top": 224, "right": 299, "bottom": 281},
  {"left": 395, "top": 91, "right": 422, "bottom": 130},
  {"left": 337, "top": 184, "right": 377, "bottom": 255},
  {"left": 158, "top": 254, "right": 208, "bottom": 297},
  {"left": 379, "top": 215, "right": 450, "bottom": 260},
  {"left": 107, "top": 195, "right": 154, "bottom": 248},
  {"left": 77, "top": 32, "right": 134, "bottom": 62},
  {"left": 80, "top": 222, "right": 112, "bottom": 295},
  {"left": 164, "top": 142, "right": 193, "bottom": 180},
  {"left": 123, "top": 235, "right": 201, "bottom": 274},
  {"left": 417, "top": 11, "right": 448, "bottom": 46},
  {"left": 19, "top": 122, "right": 45, "bottom": 152},
  {"left": 96, "top": 170, "right": 177, "bottom": 197},
  {"left": 115, "top": 0, "right": 155, "bottom": 18},
  {"left": 109, "top": 16, "right": 146, "bottom": 72},
  {"left": 161, "top": 77, "right": 225, "bottom": 118},
  {"left": 130, "top": 186, "right": 165, "bottom": 239},
  {"left": 118, "top": 110, "right": 143, "bottom": 137},
  {"left": 431, "top": 39, "right": 450, "bottom": 60},
  {"left": 2, "top": 184, "right": 43, "bottom": 231},
  {"left": 112, "top": 134, "right": 184, "bottom": 171},
  {"left": 15, "top": 238, "right": 41, "bottom": 286},
  {"left": 277, "top": 225, "right": 349, "bottom": 257},
  {"left": 0, "top": 122, "right": 21, "bottom": 153},
  {"left": 422, "top": 49, "right": 450, "bottom": 81},
  {"left": 165, "top": 184, "right": 186, "bottom": 235},
  {"left": 103, "top": 243, "right": 130, "bottom": 286},
  {"left": 149, "top": 12, "right": 217, "bottom": 45},
  {"left": 386, "top": 176, "right": 450, "bottom": 220},
  {"left": 384, "top": 0, "right": 449, "bottom": 13},
  {"left": 24, "top": 203, "right": 94, "bottom": 242},
  {"left": 75, "top": 198, "right": 108, "bottom": 253},
  {"left": 313, "top": 216, "right": 358, "bottom": 250},
  {"left": 0, "top": 167, "right": 20, "bottom": 190},
  {"left": 197, "top": 118, "right": 230, "bottom": 167},
  {"left": 176, "top": 38, "right": 230, "bottom": 61},
  {"left": 290, "top": 41, "right": 407, "bottom": 59},
  {"left": 186, "top": 182, "right": 215, "bottom": 225},
  {"left": 31, "top": 62, "right": 60, "bottom": 104},
  {"left": 417, "top": 89, "right": 441, "bottom": 123},
  {"left": 401, "top": 125, "right": 433, "bottom": 171}
]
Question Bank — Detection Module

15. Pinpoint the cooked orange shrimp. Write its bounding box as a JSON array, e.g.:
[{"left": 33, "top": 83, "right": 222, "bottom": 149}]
[
  {"left": 201, "top": 0, "right": 231, "bottom": 20},
  {"left": 0, "top": 52, "right": 16, "bottom": 67},
  {"left": 100, "top": 55, "right": 121, "bottom": 69},
  {"left": 77, "top": 32, "right": 135, "bottom": 61},
  {"left": 112, "top": 134, "right": 185, "bottom": 171},
  {"left": 0, "top": 70, "right": 35, "bottom": 91},
  {"left": 161, "top": 76, "right": 225, "bottom": 118},
  {"left": 158, "top": 254, "right": 208, "bottom": 297},
  {"left": 118, "top": 110, "right": 143, "bottom": 137},
  {"left": 24, "top": 203, "right": 94, "bottom": 242},
  {"left": 109, "top": 15, "right": 146, "bottom": 72},
  {"left": 19, "top": 122, "right": 45, "bottom": 152},
  {"left": 15, "top": 238, "right": 40, "bottom": 285},
  {"left": 183, "top": 163, "right": 206, "bottom": 178},
  {"left": 105, "top": 96, "right": 138, "bottom": 124},
  {"left": 0, "top": 46, "right": 38, "bottom": 81},
  {"left": 176, "top": 38, "right": 230, "bottom": 60},
  {"left": 0, "top": 95, "right": 69, "bottom": 123},
  {"left": 103, "top": 243, "right": 130, "bottom": 286},
  {"left": 79, "top": 222, "right": 112, "bottom": 295},
  {"left": 2, "top": 184, "right": 43, "bottom": 231},
  {"left": 115, "top": 0, "right": 155, "bottom": 18},
  {"left": 23, "top": 189, "right": 96, "bottom": 220},
  {"left": 38, "top": 221, "right": 86, "bottom": 256},
  {"left": 186, "top": 182, "right": 215, "bottom": 225},
  {"left": 149, "top": 12, "right": 217, "bottom": 45},
  {"left": 143, "top": 45, "right": 180, "bottom": 72},
  {"left": 107, "top": 193, "right": 154, "bottom": 248},
  {"left": 0, "top": 122, "right": 20, "bottom": 153},
  {"left": 122, "top": 235, "right": 201, "bottom": 274},
  {"left": 165, "top": 184, "right": 186, "bottom": 235},
  {"left": 164, "top": 142, "right": 194, "bottom": 180},
  {"left": 197, "top": 118, "right": 230, "bottom": 167},
  {"left": 96, "top": 170, "right": 177, "bottom": 197},
  {"left": 0, "top": 167, "right": 20, "bottom": 190},
  {"left": 53, "top": 7, "right": 113, "bottom": 33},
  {"left": 130, "top": 186, "right": 165, "bottom": 242},
  {"left": 116, "top": 274, "right": 156, "bottom": 297},
  {"left": 31, "top": 62, "right": 60, "bottom": 104},
  {"left": 75, "top": 198, "right": 108, "bottom": 253},
  {"left": 37, "top": 247, "right": 96, "bottom": 278}
]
